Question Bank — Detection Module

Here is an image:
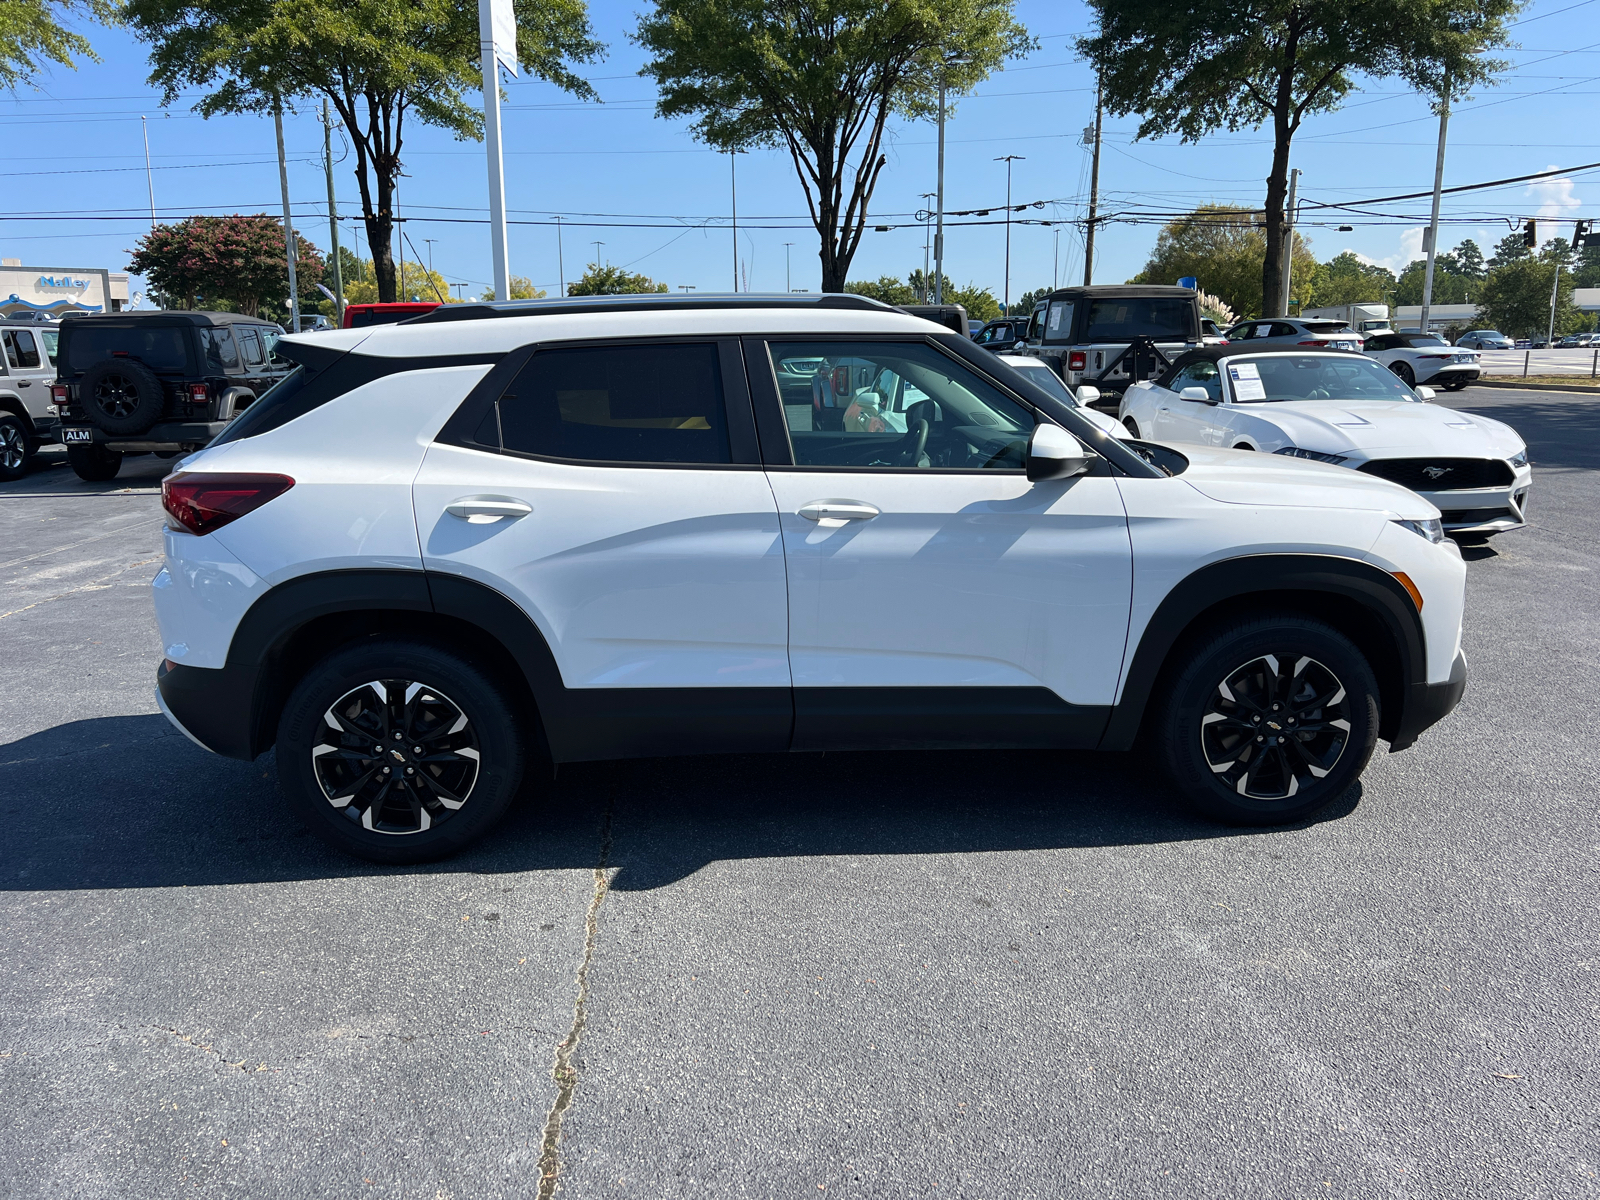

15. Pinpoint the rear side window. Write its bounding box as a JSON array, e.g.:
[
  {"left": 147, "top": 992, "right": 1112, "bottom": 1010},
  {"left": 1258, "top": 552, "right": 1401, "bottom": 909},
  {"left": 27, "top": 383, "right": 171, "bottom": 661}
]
[
  {"left": 498, "top": 344, "right": 731, "bottom": 465},
  {"left": 38, "top": 330, "right": 57, "bottom": 364},
  {"left": 239, "top": 328, "right": 265, "bottom": 366},
  {"left": 202, "top": 327, "right": 241, "bottom": 372},
  {"left": 1044, "top": 300, "right": 1074, "bottom": 344},
  {"left": 1084, "top": 298, "right": 1193, "bottom": 341},
  {"left": 3, "top": 329, "right": 41, "bottom": 369},
  {"left": 65, "top": 324, "right": 189, "bottom": 373}
]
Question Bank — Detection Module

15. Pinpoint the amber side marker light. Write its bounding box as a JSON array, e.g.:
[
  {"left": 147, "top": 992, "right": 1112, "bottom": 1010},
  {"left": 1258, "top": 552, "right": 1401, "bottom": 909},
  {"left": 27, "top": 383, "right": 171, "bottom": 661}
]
[{"left": 1392, "top": 571, "right": 1424, "bottom": 611}]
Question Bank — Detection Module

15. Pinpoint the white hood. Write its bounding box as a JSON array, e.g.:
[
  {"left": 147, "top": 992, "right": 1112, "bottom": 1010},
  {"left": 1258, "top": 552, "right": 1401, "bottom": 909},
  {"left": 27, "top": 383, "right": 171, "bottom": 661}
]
[
  {"left": 1176, "top": 446, "right": 1439, "bottom": 519},
  {"left": 1248, "top": 399, "right": 1525, "bottom": 458}
]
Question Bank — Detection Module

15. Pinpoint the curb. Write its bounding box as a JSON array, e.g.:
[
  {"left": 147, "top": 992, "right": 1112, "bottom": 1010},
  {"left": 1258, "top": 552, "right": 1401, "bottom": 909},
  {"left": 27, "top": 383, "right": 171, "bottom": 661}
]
[{"left": 1474, "top": 380, "right": 1600, "bottom": 394}]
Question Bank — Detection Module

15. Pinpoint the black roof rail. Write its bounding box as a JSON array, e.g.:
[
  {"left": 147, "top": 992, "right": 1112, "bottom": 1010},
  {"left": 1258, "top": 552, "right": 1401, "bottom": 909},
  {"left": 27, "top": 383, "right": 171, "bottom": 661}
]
[{"left": 404, "top": 291, "right": 895, "bottom": 325}]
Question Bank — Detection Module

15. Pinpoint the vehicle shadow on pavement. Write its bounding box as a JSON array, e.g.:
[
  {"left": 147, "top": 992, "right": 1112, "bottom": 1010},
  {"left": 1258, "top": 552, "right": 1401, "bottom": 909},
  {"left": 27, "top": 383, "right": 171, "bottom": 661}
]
[
  {"left": 1458, "top": 396, "right": 1600, "bottom": 471},
  {"left": 0, "top": 714, "right": 1359, "bottom": 893}
]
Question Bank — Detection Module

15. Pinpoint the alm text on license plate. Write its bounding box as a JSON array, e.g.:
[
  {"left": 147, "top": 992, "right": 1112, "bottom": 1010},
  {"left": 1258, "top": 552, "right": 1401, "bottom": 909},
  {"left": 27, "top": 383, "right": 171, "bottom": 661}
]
[{"left": 62, "top": 427, "right": 94, "bottom": 445}]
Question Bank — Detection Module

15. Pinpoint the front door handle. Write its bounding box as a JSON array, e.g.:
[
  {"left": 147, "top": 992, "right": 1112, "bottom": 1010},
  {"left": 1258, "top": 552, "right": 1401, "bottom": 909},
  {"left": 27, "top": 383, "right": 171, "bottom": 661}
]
[
  {"left": 798, "top": 499, "right": 880, "bottom": 526},
  {"left": 445, "top": 497, "right": 532, "bottom": 523},
  {"left": 16, "top": 380, "right": 30, "bottom": 387}
]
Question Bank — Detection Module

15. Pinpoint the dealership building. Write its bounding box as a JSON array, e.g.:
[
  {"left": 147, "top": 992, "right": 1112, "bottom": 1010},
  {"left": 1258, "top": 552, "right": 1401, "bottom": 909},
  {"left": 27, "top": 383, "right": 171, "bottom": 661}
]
[{"left": 0, "top": 260, "right": 130, "bottom": 318}]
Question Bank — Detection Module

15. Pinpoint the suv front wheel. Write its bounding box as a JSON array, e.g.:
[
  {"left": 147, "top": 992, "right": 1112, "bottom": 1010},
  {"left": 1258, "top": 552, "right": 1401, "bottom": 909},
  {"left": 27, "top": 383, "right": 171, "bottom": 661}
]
[
  {"left": 278, "top": 638, "right": 528, "bottom": 863},
  {"left": 1158, "top": 615, "right": 1379, "bottom": 825}
]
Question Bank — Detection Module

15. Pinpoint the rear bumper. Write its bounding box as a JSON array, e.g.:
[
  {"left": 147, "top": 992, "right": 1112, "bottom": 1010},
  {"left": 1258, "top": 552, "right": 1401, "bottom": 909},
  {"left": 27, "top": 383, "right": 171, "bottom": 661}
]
[
  {"left": 157, "top": 658, "right": 257, "bottom": 760},
  {"left": 1389, "top": 649, "right": 1467, "bottom": 752},
  {"left": 58, "top": 419, "right": 228, "bottom": 451}
]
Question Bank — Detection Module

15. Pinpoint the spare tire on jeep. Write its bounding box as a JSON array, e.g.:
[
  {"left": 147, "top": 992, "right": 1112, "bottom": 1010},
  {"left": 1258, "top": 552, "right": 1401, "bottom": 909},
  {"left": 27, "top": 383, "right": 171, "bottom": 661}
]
[{"left": 79, "top": 359, "right": 165, "bottom": 435}]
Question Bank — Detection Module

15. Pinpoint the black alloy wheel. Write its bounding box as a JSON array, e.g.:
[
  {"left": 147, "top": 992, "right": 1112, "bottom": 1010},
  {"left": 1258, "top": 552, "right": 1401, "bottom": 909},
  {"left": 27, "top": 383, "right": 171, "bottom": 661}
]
[
  {"left": 1122, "top": 417, "right": 1140, "bottom": 438},
  {"left": 0, "top": 414, "right": 29, "bottom": 481},
  {"left": 1392, "top": 361, "right": 1416, "bottom": 387},
  {"left": 1199, "top": 654, "right": 1351, "bottom": 801},
  {"left": 77, "top": 358, "right": 164, "bottom": 435},
  {"left": 313, "top": 678, "right": 482, "bottom": 835},
  {"left": 278, "top": 639, "right": 527, "bottom": 863},
  {"left": 91, "top": 371, "right": 144, "bottom": 422}
]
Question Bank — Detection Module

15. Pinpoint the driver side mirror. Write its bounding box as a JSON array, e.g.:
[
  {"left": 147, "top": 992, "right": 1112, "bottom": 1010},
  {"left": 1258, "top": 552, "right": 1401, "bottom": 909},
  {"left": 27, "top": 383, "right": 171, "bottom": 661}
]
[
  {"left": 1026, "top": 422, "right": 1093, "bottom": 482},
  {"left": 1075, "top": 384, "right": 1101, "bottom": 406},
  {"left": 1179, "top": 386, "right": 1218, "bottom": 404}
]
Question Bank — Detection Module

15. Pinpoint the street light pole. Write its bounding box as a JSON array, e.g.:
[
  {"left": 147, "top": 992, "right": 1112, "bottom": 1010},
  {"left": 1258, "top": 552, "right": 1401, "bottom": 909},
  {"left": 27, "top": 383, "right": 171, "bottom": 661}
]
[
  {"left": 783, "top": 242, "right": 793, "bottom": 292},
  {"left": 141, "top": 115, "right": 156, "bottom": 231},
  {"left": 1052, "top": 227, "right": 1061, "bottom": 290},
  {"left": 919, "top": 192, "right": 936, "bottom": 299},
  {"left": 554, "top": 215, "right": 565, "bottom": 296},
  {"left": 995, "top": 155, "right": 1024, "bottom": 312},
  {"left": 273, "top": 103, "right": 300, "bottom": 333},
  {"left": 935, "top": 77, "right": 947, "bottom": 305},
  {"left": 321, "top": 100, "right": 345, "bottom": 324},
  {"left": 730, "top": 150, "right": 739, "bottom": 292},
  {"left": 1420, "top": 90, "right": 1451, "bottom": 335}
]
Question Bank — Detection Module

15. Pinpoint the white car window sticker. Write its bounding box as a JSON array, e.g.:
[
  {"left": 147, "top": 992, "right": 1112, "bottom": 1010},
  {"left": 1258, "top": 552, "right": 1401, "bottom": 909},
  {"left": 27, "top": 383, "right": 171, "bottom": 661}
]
[{"left": 1228, "top": 361, "right": 1267, "bottom": 401}]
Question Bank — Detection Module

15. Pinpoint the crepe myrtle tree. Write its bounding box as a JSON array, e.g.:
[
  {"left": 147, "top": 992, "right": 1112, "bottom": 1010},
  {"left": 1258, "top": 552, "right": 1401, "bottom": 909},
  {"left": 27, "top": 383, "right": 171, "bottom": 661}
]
[
  {"left": 637, "top": 0, "right": 1033, "bottom": 293},
  {"left": 123, "top": 0, "right": 603, "bottom": 302},
  {"left": 129, "top": 214, "right": 324, "bottom": 316},
  {"left": 1079, "top": 0, "right": 1517, "bottom": 319}
]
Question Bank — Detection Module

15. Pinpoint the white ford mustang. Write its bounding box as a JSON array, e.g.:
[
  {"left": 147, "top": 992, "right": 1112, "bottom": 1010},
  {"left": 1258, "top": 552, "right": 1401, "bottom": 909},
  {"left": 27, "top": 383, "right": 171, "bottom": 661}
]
[{"left": 1119, "top": 348, "right": 1532, "bottom": 536}]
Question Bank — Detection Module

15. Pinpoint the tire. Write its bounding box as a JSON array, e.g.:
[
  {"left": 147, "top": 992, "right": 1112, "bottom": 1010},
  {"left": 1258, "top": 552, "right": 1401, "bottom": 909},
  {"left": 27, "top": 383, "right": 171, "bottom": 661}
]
[
  {"left": 277, "top": 638, "right": 528, "bottom": 864},
  {"left": 0, "top": 413, "right": 31, "bottom": 481},
  {"left": 1122, "top": 417, "right": 1141, "bottom": 438},
  {"left": 1391, "top": 361, "right": 1416, "bottom": 388},
  {"left": 1157, "top": 614, "right": 1380, "bottom": 825},
  {"left": 1444, "top": 379, "right": 1469, "bottom": 391},
  {"left": 78, "top": 358, "right": 165, "bottom": 435},
  {"left": 66, "top": 443, "right": 122, "bottom": 482}
]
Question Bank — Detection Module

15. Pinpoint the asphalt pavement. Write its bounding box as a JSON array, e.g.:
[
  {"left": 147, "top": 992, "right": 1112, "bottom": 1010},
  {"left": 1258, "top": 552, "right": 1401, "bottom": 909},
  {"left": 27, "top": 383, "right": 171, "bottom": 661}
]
[{"left": 1, "top": 395, "right": 1597, "bottom": 1199}]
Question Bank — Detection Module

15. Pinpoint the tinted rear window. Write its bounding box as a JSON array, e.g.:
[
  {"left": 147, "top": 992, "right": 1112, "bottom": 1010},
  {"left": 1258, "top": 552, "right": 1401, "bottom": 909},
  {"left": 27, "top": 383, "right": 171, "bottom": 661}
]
[
  {"left": 1083, "top": 298, "right": 1194, "bottom": 341},
  {"left": 66, "top": 324, "right": 189, "bottom": 373},
  {"left": 1300, "top": 321, "right": 1351, "bottom": 333}
]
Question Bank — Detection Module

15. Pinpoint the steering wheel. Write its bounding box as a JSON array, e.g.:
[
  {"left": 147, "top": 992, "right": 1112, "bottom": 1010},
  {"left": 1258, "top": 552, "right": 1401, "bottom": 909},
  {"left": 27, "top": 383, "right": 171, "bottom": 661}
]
[
  {"left": 1306, "top": 387, "right": 1332, "bottom": 400},
  {"left": 899, "top": 418, "right": 929, "bottom": 466}
]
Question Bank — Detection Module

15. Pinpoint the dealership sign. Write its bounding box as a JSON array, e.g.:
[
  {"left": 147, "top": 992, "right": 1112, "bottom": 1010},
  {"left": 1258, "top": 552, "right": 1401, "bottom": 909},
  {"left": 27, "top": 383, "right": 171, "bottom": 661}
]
[{"left": 0, "top": 266, "right": 110, "bottom": 316}]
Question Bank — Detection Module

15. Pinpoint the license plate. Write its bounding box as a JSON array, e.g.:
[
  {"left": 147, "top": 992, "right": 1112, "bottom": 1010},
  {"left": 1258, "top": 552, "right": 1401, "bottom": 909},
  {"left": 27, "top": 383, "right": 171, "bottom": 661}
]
[
  {"left": 62, "top": 427, "right": 93, "bottom": 444},
  {"left": 1331, "top": 341, "right": 1354, "bottom": 350}
]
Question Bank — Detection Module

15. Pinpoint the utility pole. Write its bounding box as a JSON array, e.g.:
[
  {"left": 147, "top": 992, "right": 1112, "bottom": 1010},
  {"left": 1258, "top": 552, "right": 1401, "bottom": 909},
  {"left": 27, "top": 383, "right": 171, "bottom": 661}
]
[
  {"left": 1279, "top": 167, "right": 1300, "bottom": 316},
  {"left": 1420, "top": 90, "right": 1451, "bottom": 335},
  {"left": 730, "top": 151, "right": 738, "bottom": 292},
  {"left": 783, "top": 242, "right": 794, "bottom": 292},
  {"left": 141, "top": 116, "right": 156, "bottom": 231},
  {"left": 995, "top": 155, "right": 1024, "bottom": 313},
  {"left": 1547, "top": 259, "right": 1562, "bottom": 350},
  {"left": 478, "top": 0, "right": 514, "bottom": 304},
  {"left": 1053, "top": 227, "right": 1061, "bottom": 290},
  {"left": 554, "top": 215, "right": 565, "bottom": 296},
  {"left": 919, "top": 192, "right": 936, "bottom": 299},
  {"left": 592, "top": 240, "right": 604, "bottom": 268},
  {"left": 1083, "top": 74, "right": 1103, "bottom": 286},
  {"left": 273, "top": 103, "right": 300, "bottom": 333},
  {"left": 424, "top": 238, "right": 437, "bottom": 278},
  {"left": 321, "top": 100, "right": 345, "bottom": 323}
]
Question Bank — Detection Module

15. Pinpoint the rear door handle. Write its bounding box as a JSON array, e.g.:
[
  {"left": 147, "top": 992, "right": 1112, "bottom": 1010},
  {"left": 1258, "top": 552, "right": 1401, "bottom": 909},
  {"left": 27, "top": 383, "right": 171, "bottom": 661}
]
[
  {"left": 445, "top": 497, "right": 532, "bottom": 523},
  {"left": 798, "top": 499, "right": 880, "bottom": 526}
]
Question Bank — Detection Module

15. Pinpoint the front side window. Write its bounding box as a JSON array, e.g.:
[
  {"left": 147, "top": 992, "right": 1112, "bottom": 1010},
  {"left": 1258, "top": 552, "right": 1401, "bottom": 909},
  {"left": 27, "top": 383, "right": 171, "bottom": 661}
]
[
  {"left": 1225, "top": 355, "right": 1419, "bottom": 404},
  {"left": 769, "top": 340, "right": 1037, "bottom": 470},
  {"left": 1171, "top": 360, "right": 1223, "bottom": 402},
  {"left": 3, "top": 329, "right": 40, "bottom": 369},
  {"left": 498, "top": 343, "right": 731, "bottom": 465},
  {"left": 1027, "top": 307, "right": 1047, "bottom": 341}
]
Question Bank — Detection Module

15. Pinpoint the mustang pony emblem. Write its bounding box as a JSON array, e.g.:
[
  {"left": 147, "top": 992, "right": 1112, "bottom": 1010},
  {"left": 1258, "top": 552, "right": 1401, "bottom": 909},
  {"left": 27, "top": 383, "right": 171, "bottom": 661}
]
[{"left": 1422, "top": 465, "right": 1453, "bottom": 480}]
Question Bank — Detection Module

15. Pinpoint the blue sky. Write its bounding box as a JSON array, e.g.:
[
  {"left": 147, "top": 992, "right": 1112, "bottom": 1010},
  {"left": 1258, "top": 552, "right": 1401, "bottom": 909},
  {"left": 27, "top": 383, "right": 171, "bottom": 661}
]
[{"left": 6, "top": 0, "right": 1597, "bottom": 307}]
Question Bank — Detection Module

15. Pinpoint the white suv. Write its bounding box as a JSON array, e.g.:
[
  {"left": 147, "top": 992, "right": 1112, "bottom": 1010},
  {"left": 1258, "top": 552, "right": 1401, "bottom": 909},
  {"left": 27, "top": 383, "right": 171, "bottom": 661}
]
[{"left": 151, "top": 295, "right": 1468, "bottom": 863}]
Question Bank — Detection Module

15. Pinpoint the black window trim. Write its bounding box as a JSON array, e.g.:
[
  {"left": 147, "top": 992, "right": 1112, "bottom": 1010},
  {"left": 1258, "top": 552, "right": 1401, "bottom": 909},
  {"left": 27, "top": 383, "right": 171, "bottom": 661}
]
[{"left": 435, "top": 334, "right": 764, "bottom": 472}]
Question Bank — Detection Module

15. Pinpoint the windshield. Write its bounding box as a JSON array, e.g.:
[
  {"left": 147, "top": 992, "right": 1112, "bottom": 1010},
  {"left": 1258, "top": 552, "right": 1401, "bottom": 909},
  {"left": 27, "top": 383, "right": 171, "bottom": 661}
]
[
  {"left": 1226, "top": 354, "right": 1420, "bottom": 404},
  {"left": 1083, "top": 297, "right": 1194, "bottom": 341},
  {"left": 1008, "top": 361, "right": 1078, "bottom": 406}
]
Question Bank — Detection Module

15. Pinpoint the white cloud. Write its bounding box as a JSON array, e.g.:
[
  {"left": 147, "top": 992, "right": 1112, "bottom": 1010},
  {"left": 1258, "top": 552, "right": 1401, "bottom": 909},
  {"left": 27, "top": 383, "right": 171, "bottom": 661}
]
[
  {"left": 1526, "top": 168, "right": 1579, "bottom": 221},
  {"left": 1347, "top": 227, "right": 1426, "bottom": 275}
]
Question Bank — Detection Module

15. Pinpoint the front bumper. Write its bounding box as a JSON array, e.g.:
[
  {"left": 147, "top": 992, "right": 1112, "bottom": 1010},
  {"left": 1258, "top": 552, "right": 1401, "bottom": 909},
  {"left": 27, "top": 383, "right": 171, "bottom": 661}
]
[
  {"left": 1389, "top": 649, "right": 1468, "bottom": 752},
  {"left": 1415, "top": 470, "right": 1532, "bottom": 535}
]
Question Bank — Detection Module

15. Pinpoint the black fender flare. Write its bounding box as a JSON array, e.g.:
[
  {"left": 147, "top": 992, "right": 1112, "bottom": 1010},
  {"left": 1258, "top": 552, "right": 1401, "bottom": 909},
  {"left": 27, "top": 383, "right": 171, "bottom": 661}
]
[{"left": 1098, "top": 553, "right": 1426, "bottom": 751}]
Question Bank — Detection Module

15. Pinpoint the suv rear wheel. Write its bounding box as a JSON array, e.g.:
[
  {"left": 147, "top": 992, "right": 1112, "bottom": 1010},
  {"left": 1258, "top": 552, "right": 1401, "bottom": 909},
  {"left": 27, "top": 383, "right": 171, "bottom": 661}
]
[
  {"left": 0, "top": 413, "right": 31, "bottom": 481},
  {"left": 1158, "top": 615, "right": 1379, "bottom": 825},
  {"left": 278, "top": 638, "right": 528, "bottom": 863}
]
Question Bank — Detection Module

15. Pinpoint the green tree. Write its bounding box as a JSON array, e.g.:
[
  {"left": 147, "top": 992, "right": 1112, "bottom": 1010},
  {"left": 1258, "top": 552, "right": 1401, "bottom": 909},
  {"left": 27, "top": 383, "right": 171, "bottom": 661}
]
[
  {"left": 124, "top": 0, "right": 603, "bottom": 304},
  {"left": 566, "top": 264, "right": 668, "bottom": 295},
  {"left": 637, "top": 0, "right": 1032, "bottom": 293},
  {"left": 1392, "top": 259, "right": 1476, "bottom": 306},
  {"left": 945, "top": 281, "right": 1000, "bottom": 321},
  {"left": 1451, "top": 238, "right": 1487, "bottom": 280},
  {"left": 1573, "top": 243, "right": 1600, "bottom": 290},
  {"left": 844, "top": 274, "right": 919, "bottom": 304},
  {"left": 1079, "top": 0, "right": 1514, "bottom": 321},
  {"left": 128, "top": 215, "right": 324, "bottom": 316},
  {"left": 0, "top": 0, "right": 111, "bottom": 88},
  {"left": 1477, "top": 256, "right": 1578, "bottom": 340},
  {"left": 1309, "top": 251, "right": 1395, "bottom": 307},
  {"left": 1012, "top": 287, "right": 1051, "bottom": 314},
  {"left": 1488, "top": 229, "right": 1532, "bottom": 270},
  {"left": 481, "top": 275, "right": 547, "bottom": 301},
  {"left": 1128, "top": 205, "right": 1315, "bottom": 319}
]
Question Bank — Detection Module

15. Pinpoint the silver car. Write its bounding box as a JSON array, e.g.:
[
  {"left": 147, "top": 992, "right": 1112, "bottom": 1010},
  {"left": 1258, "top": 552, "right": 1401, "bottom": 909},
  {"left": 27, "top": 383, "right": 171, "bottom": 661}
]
[
  {"left": 1457, "top": 330, "right": 1514, "bottom": 351},
  {"left": 1223, "top": 318, "right": 1362, "bottom": 351}
]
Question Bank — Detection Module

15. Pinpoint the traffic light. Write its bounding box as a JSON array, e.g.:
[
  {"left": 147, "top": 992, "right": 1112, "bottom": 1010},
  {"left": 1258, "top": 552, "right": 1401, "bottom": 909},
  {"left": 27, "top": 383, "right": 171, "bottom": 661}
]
[
  {"left": 1575, "top": 220, "right": 1593, "bottom": 250},
  {"left": 1523, "top": 219, "right": 1537, "bottom": 249}
]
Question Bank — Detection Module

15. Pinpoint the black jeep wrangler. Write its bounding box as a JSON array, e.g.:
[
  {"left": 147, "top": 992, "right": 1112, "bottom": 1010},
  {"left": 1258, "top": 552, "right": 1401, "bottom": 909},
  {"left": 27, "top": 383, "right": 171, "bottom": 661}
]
[{"left": 51, "top": 312, "right": 292, "bottom": 481}]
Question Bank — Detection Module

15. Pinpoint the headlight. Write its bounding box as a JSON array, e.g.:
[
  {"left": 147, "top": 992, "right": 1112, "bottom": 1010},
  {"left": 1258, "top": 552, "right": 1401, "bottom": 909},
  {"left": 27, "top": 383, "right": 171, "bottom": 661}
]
[
  {"left": 1275, "top": 446, "right": 1348, "bottom": 465},
  {"left": 1509, "top": 449, "right": 1528, "bottom": 468},
  {"left": 1394, "top": 517, "right": 1446, "bottom": 544}
]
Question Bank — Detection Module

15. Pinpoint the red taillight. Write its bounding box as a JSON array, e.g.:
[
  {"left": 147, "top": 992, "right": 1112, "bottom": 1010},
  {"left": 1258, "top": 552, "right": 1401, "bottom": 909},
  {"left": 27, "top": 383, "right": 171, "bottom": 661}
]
[
  {"left": 161, "top": 472, "right": 294, "bottom": 536},
  {"left": 1068, "top": 351, "right": 1087, "bottom": 371},
  {"left": 1297, "top": 340, "right": 1323, "bottom": 346},
  {"left": 189, "top": 382, "right": 210, "bottom": 404},
  {"left": 831, "top": 365, "right": 852, "bottom": 398},
  {"left": 50, "top": 384, "right": 69, "bottom": 403}
]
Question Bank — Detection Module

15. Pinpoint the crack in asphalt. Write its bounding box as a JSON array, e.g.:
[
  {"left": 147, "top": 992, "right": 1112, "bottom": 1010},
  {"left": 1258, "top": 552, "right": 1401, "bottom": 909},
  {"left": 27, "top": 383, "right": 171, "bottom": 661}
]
[
  {"left": 0, "top": 557, "right": 163, "bottom": 622},
  {"left": 536, "top": 793, "right": 615, "bottom": 1198}
]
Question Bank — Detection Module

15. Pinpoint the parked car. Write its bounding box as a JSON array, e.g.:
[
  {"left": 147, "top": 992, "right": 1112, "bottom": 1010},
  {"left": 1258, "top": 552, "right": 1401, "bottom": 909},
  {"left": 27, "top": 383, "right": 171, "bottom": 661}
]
[
  {"left": 152, "top": 293, "right": 1467, "bottom": 863},
  {"left": 1223, "top": 317, "right": 1362, "bottom": 350},
  {"left": 340, "top": 301, "right": 440, "bottom": 329},
  {"left": 972, "top": 318, "right": 1028, "bottom": 352},
  {"left": 1200, "top": 318, "right": 1228, "bottom": 344},
  {"left": 0, "top": 319, "right": 61, "bottom": 481},
  {"left": 898, "top": 304, "right": 970, "bottom": 337},
  {"left": 50, "top": 311, "right": 292, "bottom": 481},
  {"left": 1458, "top": 331, "right": 1513, "bottom": 350},
  {"left": 1363, "top": 331, "right": 1480, "bottom": 391},
  {"left": 1016, "top": 284, "right": 1203, "bottom": 409},
  {"left": 296, "top": 313, "right": 336, "bottom": 332},
  {"left": 994, "top": 353, "right": 1129, "bottom": 438},
  {"left": 1118, "top": 345, "right": 1531, "bottom": 536}
]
